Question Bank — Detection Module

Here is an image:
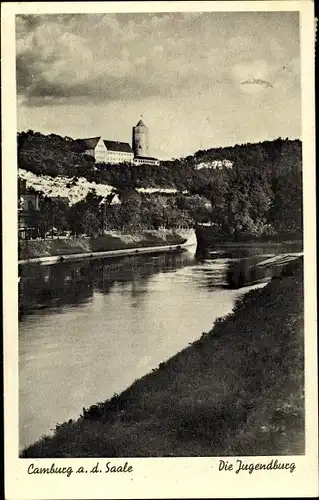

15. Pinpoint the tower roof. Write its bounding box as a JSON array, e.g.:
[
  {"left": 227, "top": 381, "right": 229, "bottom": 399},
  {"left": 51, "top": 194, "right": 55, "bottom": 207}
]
[{"left": 136, "top": 119, "right": 146, "bottom": 127}]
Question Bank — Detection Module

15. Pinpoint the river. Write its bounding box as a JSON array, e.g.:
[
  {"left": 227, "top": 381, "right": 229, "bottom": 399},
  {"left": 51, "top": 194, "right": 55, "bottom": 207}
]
[{"left": 18, "top": 244, "right": 301, "bottom": 450}]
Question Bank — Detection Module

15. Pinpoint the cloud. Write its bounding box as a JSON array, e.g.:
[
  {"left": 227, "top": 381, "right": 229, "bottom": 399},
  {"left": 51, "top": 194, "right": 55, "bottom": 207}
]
[
  {"left": 17, "top": 13, "right": 211, "bottom": 106},
  {"left": 16, "top": 12, "right": 300, "bottom": 107},
  {"left": 19, "top": 75, "right": 161, "bottom": 108},
  {"left": 231, "top": 60, "right": 271, "bottom": 82}
]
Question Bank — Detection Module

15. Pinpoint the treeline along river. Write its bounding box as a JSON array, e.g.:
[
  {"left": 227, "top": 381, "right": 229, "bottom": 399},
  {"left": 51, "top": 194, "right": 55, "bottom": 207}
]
[{"left": 19, "top": 243, "right": 302, "bottom": 450}]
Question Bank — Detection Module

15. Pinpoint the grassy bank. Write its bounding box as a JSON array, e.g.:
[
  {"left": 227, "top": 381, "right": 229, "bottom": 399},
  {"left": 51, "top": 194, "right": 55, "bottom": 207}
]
[
  {"left": 18, "top": 229, "right": 192, "bottom": 260},
  {"left": 22, "top": 258, "right": 304, "bottom": 458}
]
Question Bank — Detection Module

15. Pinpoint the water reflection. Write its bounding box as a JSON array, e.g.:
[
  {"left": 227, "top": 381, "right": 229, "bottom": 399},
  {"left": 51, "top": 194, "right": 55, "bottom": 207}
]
[
  {"left": 19, "top": 244, "right": 303, "bottom": 315},
  {"left": 19, "top": 252, "right": 196, "bottom": 317},
  {"left": 19, "top": 264, "right": 94, "bottom": 315},
  {"left": 196, "top": 241, "right": 302, "bottom": 261},
  {"left": 196, "top": 242, "right": 303, "bottom": 290},
  {"left": 226, "top": 257, "right": 270, "bottom": 289}
]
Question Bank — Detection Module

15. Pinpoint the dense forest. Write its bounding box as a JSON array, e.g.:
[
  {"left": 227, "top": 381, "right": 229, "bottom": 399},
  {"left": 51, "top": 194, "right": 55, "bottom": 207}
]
[{"left": 18, "top": 130, "right": 303, "bottom": 240}]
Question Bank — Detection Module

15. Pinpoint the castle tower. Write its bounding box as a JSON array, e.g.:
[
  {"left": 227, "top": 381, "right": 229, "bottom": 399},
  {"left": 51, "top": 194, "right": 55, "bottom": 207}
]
[{"left": 132, "top": 119, "right": 149, "bottom": 157}]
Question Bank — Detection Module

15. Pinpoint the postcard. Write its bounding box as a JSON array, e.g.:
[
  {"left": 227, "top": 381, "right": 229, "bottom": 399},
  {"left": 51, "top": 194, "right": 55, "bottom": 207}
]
[{"left": 2, "top": 1, "right": 317, "bottom": 498}]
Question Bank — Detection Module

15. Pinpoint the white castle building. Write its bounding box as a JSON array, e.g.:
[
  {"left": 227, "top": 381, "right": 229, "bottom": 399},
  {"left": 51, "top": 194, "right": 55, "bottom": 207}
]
[{"left": 78, "top": 119, "right": 159, "bottom": 166}]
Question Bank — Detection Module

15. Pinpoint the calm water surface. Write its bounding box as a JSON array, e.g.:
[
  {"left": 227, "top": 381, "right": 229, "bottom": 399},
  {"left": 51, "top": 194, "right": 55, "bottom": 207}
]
[{"left": 19, "top": 244, "right": 301, "bottom": 449}]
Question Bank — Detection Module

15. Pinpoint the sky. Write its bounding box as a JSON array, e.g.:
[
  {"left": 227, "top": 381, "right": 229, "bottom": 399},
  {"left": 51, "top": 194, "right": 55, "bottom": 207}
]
[{"left": 16, "top": 11, "right": 301, "bottom": 159}]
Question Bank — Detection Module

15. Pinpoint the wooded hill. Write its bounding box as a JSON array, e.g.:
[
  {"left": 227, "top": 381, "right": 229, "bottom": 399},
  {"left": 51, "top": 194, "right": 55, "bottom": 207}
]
[{"left": 18, "top": 130, "right": 302, "bottom": 239}]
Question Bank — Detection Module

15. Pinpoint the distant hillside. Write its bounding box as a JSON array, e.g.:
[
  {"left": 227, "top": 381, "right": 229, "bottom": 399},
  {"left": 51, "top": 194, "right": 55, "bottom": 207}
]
[
  {"left": 18, "top": 130, "right": 95, "bottom": 178},
  {"left": 18, "top": 130, "right": 301, "bottom": 188},
  {"left": 17, "top": 130, "right": 302, "bottom": 239},
  {"left": 18, "top": 168, "right": 187, "bottom": 206}
]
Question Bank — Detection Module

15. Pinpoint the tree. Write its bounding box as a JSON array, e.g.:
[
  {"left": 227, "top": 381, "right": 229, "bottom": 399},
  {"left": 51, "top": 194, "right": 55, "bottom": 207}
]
[
  {"left": 81, "top": 210, "right": 101, "bottom": 237},
  {"left": 269, "top": 165, "right": 302, "bottom": 235},
  {"left": 176, "top": 194, "right": 212, "bottom": 223},
  {"left": 118, "top": 191, "right": 143, "bottom": 230}
]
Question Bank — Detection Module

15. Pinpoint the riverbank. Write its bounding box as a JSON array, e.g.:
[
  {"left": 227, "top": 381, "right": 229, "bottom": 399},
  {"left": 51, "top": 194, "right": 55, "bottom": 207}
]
[
  {"left": 22, "top": 257, "right": 304, "bottom": 458},
  {"left": 18, "top": 229, "right": 195, "bottom": 261},
  {"left": 195, "top": 226, "right": 303, "bottom": 249}
]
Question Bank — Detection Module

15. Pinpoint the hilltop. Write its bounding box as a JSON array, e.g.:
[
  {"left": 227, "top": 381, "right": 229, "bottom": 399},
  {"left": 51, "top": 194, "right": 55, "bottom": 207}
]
[{"left": 18, "top": 130, "right": 302, "bottom": 240}]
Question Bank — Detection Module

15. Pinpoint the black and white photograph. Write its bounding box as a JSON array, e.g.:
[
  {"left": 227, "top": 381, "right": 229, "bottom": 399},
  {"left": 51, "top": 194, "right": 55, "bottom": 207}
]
[{"left": 2, "top": 1, "right": 317, "bottom": 499}]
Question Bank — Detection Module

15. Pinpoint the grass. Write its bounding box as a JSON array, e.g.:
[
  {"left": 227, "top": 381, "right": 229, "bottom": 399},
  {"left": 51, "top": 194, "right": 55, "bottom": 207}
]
[
  {"left": 22, "top": 258, "right": 304, "bottom": 458},
  {"left": 18, "top": 230, "right": 191, "bottom": 259}
]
